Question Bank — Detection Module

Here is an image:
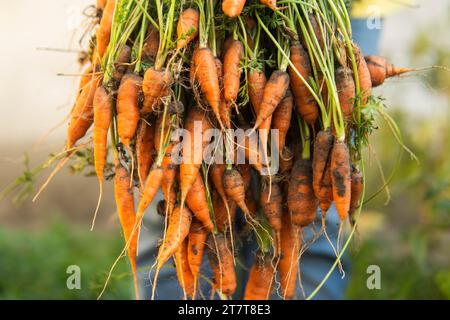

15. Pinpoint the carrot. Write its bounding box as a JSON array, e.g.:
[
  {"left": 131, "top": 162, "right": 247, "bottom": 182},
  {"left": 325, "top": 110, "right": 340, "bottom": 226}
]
[
  {"left": 248, "top": 69, "right": 267, "bottom": 112},
  {"left": 287, "top": 158, "right": 318, "bottom": 227},
  {"left": 77, "top": 64, "right": 95, "bottom": 96},
  {"left": 248, "top": 69, "right": 272, "bottom": 156},
  {"left": 238, "top": 164, "right": 252, "bottom": 191},
  {"left": 279, "top": 146, "right": 294, "bottom": 175},
  {"left": 210, "top": 164, "right": 227, "bottom": 203},
  {"left": 93, "top": 86, "right": 111, "bottom": 182},
  {"left": 186, "top": 173, "right": 215, "bottom": 231},
  {"left": 336, "top": 66, "right": 355, "bottom": 121},
  {"left": 112, "top": 45, "right": 132, "bottom": 83},
  {"left": 223, "top": 40, "right": 244, "bottom": 103},
  {"left": 187, "top": 219, "right": 209, "bottom": 278},
  {"left": 222, "top": 0, "right": 246, "bottom": 18},
  {"left": 279, "top": 211, "right": 301, "bottom": 300},
  {"left": 174, "top": 238, "right": 196, "bottom": 299},
  {"left": 160, "top": 144, "right": 178, "bottom": 215},
  {"left": 142, "top": 67, "right": 172, "bottom": 114},
  {"left": 219, "top": 99, "right": 233, "bottom": 129},
  {"left": 365, "top": 55, "right": 414, "bottom": 87},
  {"left": 180, "top": 108, "right": 212, "bottom": 206},
  {"left": 259, "top": 0, "right": 278, "bottom": 10},
  {"left": 222, "top": 167, "right": 251, "bottom": 216},
  {"left": 206, "top": 233, "right": 236, "bottom": 297},
  {"left": 213, "top": 190, "right": 237, "bottom": 233},
  {"left": 113, "top": 163, "right": 139, "bottom": 299},
  {"left": 288, "top": 41, "right": 318, "bottom": 125},
  {"left": 192, "top": 48, "right": 223, "bottom": 129},
  {"left": 317, "top": 158, "right": 333, "bottom": 215},
  {"left": 271, "top": 90, "right": 293, "bottom": 154},
  {"left": 117, "top": 73, "right": 142, "bottom": 148},
  {"left": 136, "top": 164, "right": 164, "bottom": 223},
  {"left": 353, "top": 44, "right": 372, "bottom": 104},
  {"left": 260, "top": 182, "right": 282, "bottom": 232},
  {"left": 252, "top": 70, "right": 290, "bottom": 131},
  {"left": 136, "top": 120, "right": 155, "bottom": 187},
  {"left": 67, "top": 74, "right": 102, "bottom": 149},
  {"left": 95, "top": 0, "right": 115, "bottom": 59},
  {"left": 312, "top": 130, "right": 334, "bottom": 198},
  {"left": 143, "top": 23, "right": 160, "bottom": 61},
  {"left": 244, "top": 251, "right": 275, "bottom": 300},
  {"left": 177, "top": 8, "right": 199, "bottom": 50},
  {"left": 330, "top": 140, "right": 351, "bottom": 221},
  {"left": 260, "top": 181, "right": 283, "bottom": 252},
  {"left": 156, "top": 205, "right": 193, "bottom": 270},
  {"left": 91, "top": 86, "right": 111, "bottom": 228},
  {"left": 349, "top": 167, "right": 363, "bottom": 226},
  {"left": 96, "top": 0, "right": 107, "bottom": 12},
  {"left": 304, "top": 14, "right": 324, "bottom": 51}
]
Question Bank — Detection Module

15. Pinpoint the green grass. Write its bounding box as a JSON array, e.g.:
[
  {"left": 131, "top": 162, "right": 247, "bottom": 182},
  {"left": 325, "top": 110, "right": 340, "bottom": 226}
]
[{"left": 0, "top": 217, "right": 133, "bottom": 300}]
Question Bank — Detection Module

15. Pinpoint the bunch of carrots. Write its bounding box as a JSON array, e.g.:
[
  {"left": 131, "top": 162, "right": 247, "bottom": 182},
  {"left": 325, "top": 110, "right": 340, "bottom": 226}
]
[{"left": 27, "top": 0, "right": 420, "bottom": 300}]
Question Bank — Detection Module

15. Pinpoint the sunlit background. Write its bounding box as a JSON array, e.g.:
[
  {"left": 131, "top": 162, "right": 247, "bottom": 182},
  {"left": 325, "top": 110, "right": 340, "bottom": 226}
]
[{"left": 0, "top": 0, "right": 449, "bottom": 299}]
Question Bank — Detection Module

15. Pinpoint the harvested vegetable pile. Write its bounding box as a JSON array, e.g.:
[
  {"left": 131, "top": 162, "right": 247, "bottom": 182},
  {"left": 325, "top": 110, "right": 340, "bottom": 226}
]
[{"left": 9, "top": 0, "right": 421, "bottom": 300}]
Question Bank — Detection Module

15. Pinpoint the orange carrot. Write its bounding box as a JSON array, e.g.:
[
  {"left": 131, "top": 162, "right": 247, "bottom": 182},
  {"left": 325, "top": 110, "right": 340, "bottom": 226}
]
[
  {"left": 93, "top": 86, "right": 111, "bottom": 183},
  {"left": 177, "top": 8, "right": 200, "bottom": 50},
  {"left": 192, "top": 48, "right": 223, "bottom": 128},
  {"left": 279, "top": 211, "right": 301, "bottom": 300},
  {"left": 252, "top": 70, "right": 290, "bottom": 130},
  {"left": 113, "top": 163, "right": 139, "bottom": 299},
  {"left": 213, "top": 190, "right": 237, "bottom": 233},
  {"left": 288, "top": 41, "right": 318, "bottom": 125},
  {"left": 353, "top": 44, "right": 372, "bottom": 104},
  {"left": 117, "top": 73, "right": 142, "bottom": 148},
  {"left": 112, "top": 45, "right": 132, "bottom": 83},
  {"left": 92, "top": 85, "right": 111, "bottom": 227},
  {"left": 210, "top": 163, "right": 228, "bottom": 204},
  {"left": 336, "top": 66, "right": 355, "bottom": 121},
  {"left": 143, "top": 23, "right": 160, "bottom": 61},
  {"left": 222, "top": 0, "right": 246, "bottom": 18},
  {"left": 142, "top": 67, "right": 172, "bottom": 114},
  {"left": 287, "top": 158, "right": 318, "bottom": 227},
  {"left": 317, "top": 158, "right": 333, "bottom": 215},
  {"left": 223, "top": 39, "right": 244, "bottom": 103},
  {"left": 279, "top": 146, "right": 294, "bottom": 175},
  {"left": 365, "top": 55, "right": 414, "bottom": 87},
  {"left": 259, "top": 0, "right": 278, "bottom": 10},
  {"left": 136, "top": 164, "right": 164, "bottom": 222},
  {"left": 248, "top": 69, "right": 271, "bottom": 156},
  {"left": 186, "top": 173, "right": 215, "bottom": 231},
  {"left": 349, "top": 167, "right": 363, "bottom": 226},
  {"left": 67, "top": 74, "right": 102, "bottom": 149},
  {"left": 96, "top": 0, "right": 107, "bottom": 11},
  {"left": 248, "top": 69, "right": 267, "bottom": 113},
  {"left": 187, "top": 219, "right": 209, "bottom": 278},
  {"left": 330, "top": 140, "right": 351, "bottom": 221},
  {"left": 238, "top": 164, "right": 252, "bottom": 191},
  {"left": 180, "top": 108, "right": 213, "bottom": 206},
  {"left": 156, "top": 205, "right": 192, "bottom": 270},
  {"left": 260, "top": 182, "right": 283, "bottom": 232},
  {"left": 95, "top": 0, "right": 115, "bottom": 59},
  {"left": 222, "top": 167, "right": 251, "bottom": 216},
  {"left": 244, "top": 251, "right": 275, "bottom": 300},
  {"left": 219, "top": 99, "right": 233, "bottom": 129},
  {"left": 77, "top": 64, "right": 95, "bottom": 96},
  {"left": 174, "top": 238, "right": 196, "bottom": 299},
  {"left": 206, "top": 233, "right": 236, "bottom": 296},
  {"left": 160, "top": 143, "right": 178, "bottom": 215},
  {"left": 136, "top": 120, "right": 155, "bottom": 186},
  {"left": 312, "top": 130, "right": 334, "bottom": 198},
  {"left": 271, "top": 90, "right": 293, "bottom": 154}
]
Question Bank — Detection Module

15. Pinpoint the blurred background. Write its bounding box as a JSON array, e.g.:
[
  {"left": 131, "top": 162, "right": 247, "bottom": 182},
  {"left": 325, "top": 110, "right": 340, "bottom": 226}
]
[{"left": 0, "top": 0, "right": 448, "bottom": 299}]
